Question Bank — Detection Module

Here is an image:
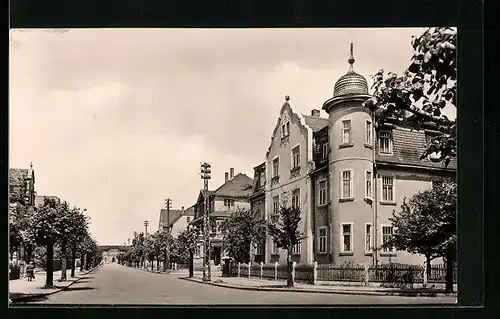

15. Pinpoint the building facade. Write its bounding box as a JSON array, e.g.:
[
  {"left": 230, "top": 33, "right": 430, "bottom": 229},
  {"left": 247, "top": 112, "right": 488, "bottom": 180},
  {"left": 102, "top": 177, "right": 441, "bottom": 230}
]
[
  {"left": 248, "top": 162, "right": 266, "bottom": 263},
  {"left": 100, "top": 245, "right": 127, "bottom": 263},
  {"left": 158, "top": 205, "right": 195, "bottom": 238},
  {"left": 256, "top": 46, "right": 456, "bottom": 266},
  {"left": 190, "top": 168, "right": 253, "bottom": 266},
  {"left": 9, "top": 163, "right": 36, "bottom": 207}
]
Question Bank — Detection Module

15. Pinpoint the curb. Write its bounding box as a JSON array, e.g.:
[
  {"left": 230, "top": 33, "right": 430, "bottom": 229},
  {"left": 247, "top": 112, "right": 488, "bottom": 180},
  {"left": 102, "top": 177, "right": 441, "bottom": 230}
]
[
  {"left": 179, "top": 277, "right": 457, "bottom": 298},
  {"left": 9, "top": 265, "right": 101, "bottom": 303}
]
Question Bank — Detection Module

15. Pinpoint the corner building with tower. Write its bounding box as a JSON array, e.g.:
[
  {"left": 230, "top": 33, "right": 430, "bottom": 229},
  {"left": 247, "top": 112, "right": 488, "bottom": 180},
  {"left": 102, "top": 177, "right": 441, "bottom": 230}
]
[{"left": 252, "top": 45, "right": 456, "bottom": 266}]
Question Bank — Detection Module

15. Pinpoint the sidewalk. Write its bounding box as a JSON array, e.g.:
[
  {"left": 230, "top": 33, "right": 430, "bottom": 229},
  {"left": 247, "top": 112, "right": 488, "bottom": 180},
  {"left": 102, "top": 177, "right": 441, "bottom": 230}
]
[
  {"left": 9, "top": 266, "right": 100, "bottom": 303},
  {"left": 181, "top": 274, "right": 458, "bottom": 298}
]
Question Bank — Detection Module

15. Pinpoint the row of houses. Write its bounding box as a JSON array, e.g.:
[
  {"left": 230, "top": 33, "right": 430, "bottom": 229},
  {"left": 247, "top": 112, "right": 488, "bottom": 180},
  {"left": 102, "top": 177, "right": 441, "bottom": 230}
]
[{"left": 158, "top": 47, "right": 456, "bottom": 267}]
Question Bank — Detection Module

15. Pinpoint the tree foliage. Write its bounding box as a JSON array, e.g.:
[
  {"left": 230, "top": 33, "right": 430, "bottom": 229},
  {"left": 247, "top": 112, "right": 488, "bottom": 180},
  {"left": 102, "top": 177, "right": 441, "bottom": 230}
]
[
  {"left": 385, "top": 178, "right": 457, "bottom": 291},
  {"left": 364, "top": 27, "right": 456, "bottom": 166},
  {"left": 220, "top": 208, "right": 267, "bottom": 264}
]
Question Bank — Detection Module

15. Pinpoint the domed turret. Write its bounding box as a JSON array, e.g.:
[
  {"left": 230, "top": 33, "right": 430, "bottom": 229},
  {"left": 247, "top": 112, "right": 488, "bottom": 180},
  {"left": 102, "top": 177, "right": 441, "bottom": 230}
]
[{"left": 333, "top": 43, "right": 369, "bottom": 97}]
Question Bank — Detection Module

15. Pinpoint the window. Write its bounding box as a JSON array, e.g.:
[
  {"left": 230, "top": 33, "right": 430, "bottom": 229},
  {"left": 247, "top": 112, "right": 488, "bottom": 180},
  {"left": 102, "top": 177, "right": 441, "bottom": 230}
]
[
  {"left": 186, "top": 216, "right": 191, "bottom": 223},
  {"left": 256, "top": 245, "right": 263, "bottom": 255},
  {"left": 259, "top": 172, "right": 265, "bottom": 188},
  {"left": 365, "top": 224, "right": 372, "bottom": 253},
  {"left": 340, "top": 170, "right": 353, "bottom": 199},
  {"left": 292, "top": 145, "right": 300, "bottom": 168},
  {"left": 322, "top": 143, "right": 328, "bottom": 159},
  {"left": 286, "top": 122, "right": 290, "bottom": 136},
  {"left": 272, "top": 196, "right": 279, "bottom": 215},
  {"left": 318, "top": 180, "right": 327, "bottom": 206},
  {"left": 281, "top": 122, "right": 290, "bottom": 138},
  {"left": 272, "top": 157, "right": 280, "bottom": 177},
  {"left": 341, "top": 224, "right": 353, "bottom": 252},
  {"left": 382, "top": 226, "right": 395, "bottom": 253},
  {"left": 381, "top": 176, "right": 394, "bottom": 202},
  {"left": 224, "top": 199, "right": 234, "bottom": 208},
  {"left": 281, "top": 124, "right": 286, "bottom": 137},
  {"left": 318, "top": 227, "right": 327, "bottom": 253},
  {"left": 341, "top": 120, "right": 352, "bottom": 144},
  {"left": 272, "top": 241, "right": 279, "bottom": 254},
  {"left": 365, "top": 120, "right": 373, "bottom": 145},
  {"left": 365, "top": 171, "right": 372, "bottom": 198},
  {"left": 292, "top": 242, "right": 301, "bottom": 254},
  {"left": 379, "top": 130, "right": 393, "bottom": 154},
  {"left": 292, "top": 189, "right": 300, "bottom": 209}
]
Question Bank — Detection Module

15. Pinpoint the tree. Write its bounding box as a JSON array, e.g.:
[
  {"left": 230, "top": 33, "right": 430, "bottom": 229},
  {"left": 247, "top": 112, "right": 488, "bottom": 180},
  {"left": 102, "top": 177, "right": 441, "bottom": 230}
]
[
  {"left": 267, "top": 194, "right": 307, "bottom": 288},
  {"left": 220, "top": 208, "right": 267, "bottom": 264},
  {"left": 9, "top": 204, "right": 37, "bottom": 262},
  {"left": 66, "top": 207, "right": 90, "bottom": 278},
  {"left": 32, "top": 198, "right": 65, "bottom": 287},
  {"left": 55, "top": 201, "right": 73, "bottom": 281},
  {"left": 385, "top": 178, "right": 456, "bottom": 292},
  {"left": 364, "top": 27, "right": 456, "bottom": 166},
  {"left": 177, "top": 228, "right": 199, "bottom": 277}
]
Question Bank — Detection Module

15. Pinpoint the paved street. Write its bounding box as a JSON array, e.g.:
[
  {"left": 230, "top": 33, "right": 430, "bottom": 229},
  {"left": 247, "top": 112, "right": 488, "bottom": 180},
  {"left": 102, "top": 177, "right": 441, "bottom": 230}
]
[{"left": 18, "top": 263, "right": 456, "bottom": 305}]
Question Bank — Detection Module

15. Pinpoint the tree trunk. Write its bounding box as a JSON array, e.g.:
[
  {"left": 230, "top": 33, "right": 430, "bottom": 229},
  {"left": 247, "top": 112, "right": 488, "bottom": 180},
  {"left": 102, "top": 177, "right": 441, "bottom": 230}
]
[
  {"left": 163, "top": 248, "right": 168, "bottom": 272},
  {"left": 189, "top": 251, "right": 194, "bottom": 278},
  {"left": 425, "top": 254, "right": 432, "bottom": 279},
  {"left": 71, "top": 247, "right": 76, "bottom": 278},
  {"left": 80, "top": 252, "right": 85, "bottom": 272},
  {"left": 287, "top": 247, "right": 293, "bottom": 288},
  {"left": 61, "top": 242, "right": 67, "bottom": 281},
  {"left": 46, "top": 243, "right": 54, "bottom": 287},
  {"left": 445, "top": 247, "right": 455, "bottom": 293}
]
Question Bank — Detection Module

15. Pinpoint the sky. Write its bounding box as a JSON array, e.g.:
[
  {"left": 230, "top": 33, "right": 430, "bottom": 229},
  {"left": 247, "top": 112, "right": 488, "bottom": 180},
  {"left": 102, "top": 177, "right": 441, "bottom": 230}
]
[{"left": 10, "top": 27, "right": 453, "bottom": 245}]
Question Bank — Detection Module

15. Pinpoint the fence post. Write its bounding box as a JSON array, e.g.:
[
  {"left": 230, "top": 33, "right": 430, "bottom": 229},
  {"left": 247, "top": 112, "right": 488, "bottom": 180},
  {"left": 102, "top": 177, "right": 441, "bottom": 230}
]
[
  {"left": 238, "top": 262, "right": 241, "bottom": 277},
  {"left": 423, "top": 262, "right": 428, "bottom": 287},
  {"left": 260, "top": 262, "right": 263, "bottom": 280},
  {"left": 364, "top": 263, "right": 370, "bottom": 286},
  {"left": 292, "top": 261, "right": 296, "bottom": 284},
  {"left": 274, "top": 262, "right": 278, "bottom": 281},
  {"left": 248, "top": 263, "right": 251, "bottom": 279},
  {"left": 313, "top": 261, "right": 318, "bottom": 286}
]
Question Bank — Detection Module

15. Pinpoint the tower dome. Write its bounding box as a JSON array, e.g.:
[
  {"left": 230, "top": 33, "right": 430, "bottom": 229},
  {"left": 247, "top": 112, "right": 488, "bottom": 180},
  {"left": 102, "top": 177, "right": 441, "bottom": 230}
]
[{"left": 333, "top": 43, "right": 369, "bottom": 97}]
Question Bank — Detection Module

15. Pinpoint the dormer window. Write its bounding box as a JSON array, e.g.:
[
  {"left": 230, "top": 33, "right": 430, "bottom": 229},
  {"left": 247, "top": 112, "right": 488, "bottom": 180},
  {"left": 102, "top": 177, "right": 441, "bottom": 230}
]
[{"left": 379, "top": 130, "right": 393, "bottom": 154}]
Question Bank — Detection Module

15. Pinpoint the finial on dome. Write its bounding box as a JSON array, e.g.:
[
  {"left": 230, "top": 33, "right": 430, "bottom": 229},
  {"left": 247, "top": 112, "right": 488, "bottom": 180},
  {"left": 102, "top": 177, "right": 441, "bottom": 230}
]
[
  {"left": 30, "top": 162, "right": 33, "bottom": 168},
  {"left": 348, "top": 42, "right": 355, "bottom": 72},
  {"left": 285, "top": 95, "right": 290, "bottom": 101}
]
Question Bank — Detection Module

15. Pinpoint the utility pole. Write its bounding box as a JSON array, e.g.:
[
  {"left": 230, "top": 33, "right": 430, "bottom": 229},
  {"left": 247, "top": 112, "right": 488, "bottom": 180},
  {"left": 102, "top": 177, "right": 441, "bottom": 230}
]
[
  {"left": 144, "top": 220, "right": 149, "bottom": 237},
  {"left": 165, "top": 198, "right": 172, "bottom": 270},
  {"left": 200, "top": 162, "right": 212, "bottom": 281}
]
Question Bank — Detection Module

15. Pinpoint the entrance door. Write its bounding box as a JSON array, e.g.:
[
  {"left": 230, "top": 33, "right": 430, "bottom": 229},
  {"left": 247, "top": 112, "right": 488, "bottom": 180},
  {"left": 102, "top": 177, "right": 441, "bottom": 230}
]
[{"left": 213, "top": 247, "right": 221, "bottom": 265}]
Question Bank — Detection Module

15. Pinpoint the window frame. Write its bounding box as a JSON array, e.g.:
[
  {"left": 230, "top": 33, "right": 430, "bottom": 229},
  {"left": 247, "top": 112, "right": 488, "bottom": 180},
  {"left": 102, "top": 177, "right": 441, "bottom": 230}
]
[
  {"left": 340, "top": 169, "right": 354, "bottom": 200},
  {"left": 272, "top": 195, "right": 280, "bottom": 218},
  {"left": 380, "top": 175, "right": 396, "bottom": 204},
  {"left": 364, "top": 223, "right": 373, "bottom": 255},
  {"left": 322, "top": 142, "right": 329, "bottom": 159},
  {"left": 318, "top": 226, "right": 328, "bottom": 254},
  {"left": 272, "top": 241, "right": 279, "bottom": 255},
  {"left": 272, "top": 156, "right": 280, "bottom": 178},
  {"left": 318, "top": 179, "right": 327, "bottom": 206},
  {"left": 365, "top": 170, "right": 373, "bottom": 199},
  {"left": 381, "top": 224, "right": 396, "bottom": 254},
  {"left": 340, "top": 222, "right": 354, "bottom": 254},
  {"left": 292, "top": 242, "right": 301, "bottom": 255},
  {"left": 341, "top": 119, "right": 352, "bottom": 145},
  {"left": 365, "top": 120, "right": 373, "bottom": 145},
  {"left": 291, "top": 144, "right": 301, "bottom": 169},
  {"left": 378, "top": 129, "right": 393, "bottom": 154},
  {"left": 291, "top": 188, "right": 300, "bottom": 209}
]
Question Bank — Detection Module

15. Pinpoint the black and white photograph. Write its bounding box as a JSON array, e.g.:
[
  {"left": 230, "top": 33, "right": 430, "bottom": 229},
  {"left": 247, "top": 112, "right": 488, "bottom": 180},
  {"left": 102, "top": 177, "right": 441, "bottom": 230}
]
[{"left": 9, "top": 27, "right": 457, "bottom": 305}]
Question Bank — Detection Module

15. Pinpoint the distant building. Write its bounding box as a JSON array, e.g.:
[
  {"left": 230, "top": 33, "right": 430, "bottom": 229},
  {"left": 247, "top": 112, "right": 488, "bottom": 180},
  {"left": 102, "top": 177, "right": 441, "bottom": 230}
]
[
  {"left": 100, "top": 245, "right": 127, "bottom": 263},
  {"left": 9, "top": 163, "right": 36, "bottom": 207},
  {"left": 158, "top": 205, "right": 195, "bottom": 238},
  {"left": 190, "top": 168, "right": 253, "bottom": 266},
  {"left": 254, "top": 46, "right": 455, "bottom": 266}
]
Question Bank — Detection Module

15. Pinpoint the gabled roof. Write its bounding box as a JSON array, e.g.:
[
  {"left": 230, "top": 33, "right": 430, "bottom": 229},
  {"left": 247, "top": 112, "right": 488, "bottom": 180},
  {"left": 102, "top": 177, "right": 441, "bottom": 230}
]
[
  {"left": 213, "top": 173, "right": 253, "bottom": 198},
  {"left": 302, "top": 115, "right": 329, "bottom": 133},
  {"left": 159, "top": 209, "right": 183, "bottom": 227}
]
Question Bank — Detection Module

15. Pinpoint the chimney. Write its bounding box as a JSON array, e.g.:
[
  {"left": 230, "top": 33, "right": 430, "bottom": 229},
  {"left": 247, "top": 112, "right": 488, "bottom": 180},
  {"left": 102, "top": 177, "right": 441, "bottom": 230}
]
[
  {"left": 225, "top": 172, "right": 229, "bottom": 182},
  {"left": 181, "top": 206, "right": 184, "bottom": 211},
  {"left": 230, "top": 168, "right": 234, "bottom": 179},
  {"left": 311, "top": 109, "right": 320, "bottom": 117}
]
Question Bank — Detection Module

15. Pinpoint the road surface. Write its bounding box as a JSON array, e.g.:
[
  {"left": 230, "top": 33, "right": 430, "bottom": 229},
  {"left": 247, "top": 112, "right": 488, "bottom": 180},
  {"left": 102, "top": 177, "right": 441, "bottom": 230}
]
[{"left": 19, "top": 263, "right": 457, "bottom": 305}]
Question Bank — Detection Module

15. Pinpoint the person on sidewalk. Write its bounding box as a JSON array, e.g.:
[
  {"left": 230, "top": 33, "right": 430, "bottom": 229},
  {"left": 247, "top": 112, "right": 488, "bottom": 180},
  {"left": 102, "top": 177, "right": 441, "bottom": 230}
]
[{"left": 26, "top": 262, "right": 35, "bottom": 281}]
